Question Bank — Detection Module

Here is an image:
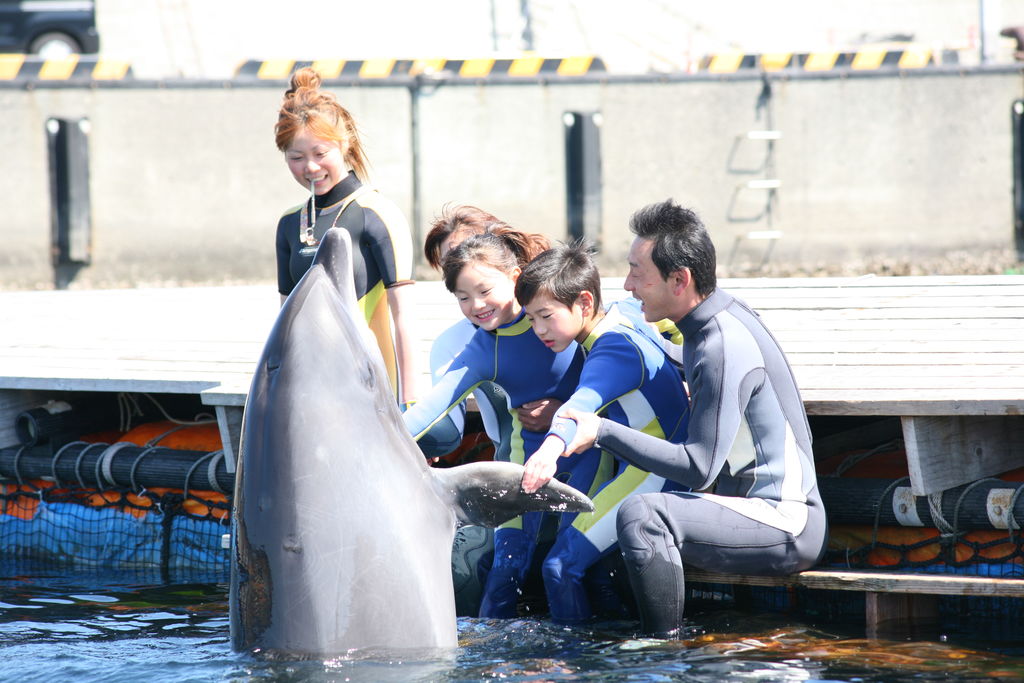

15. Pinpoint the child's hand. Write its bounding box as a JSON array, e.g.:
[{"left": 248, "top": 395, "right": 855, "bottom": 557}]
[
  {"left": 521, "top": 436, "right": 565, "bottom": 493},
  {"left": 516, "top": 398, "right": 563, "bottom": 432}
]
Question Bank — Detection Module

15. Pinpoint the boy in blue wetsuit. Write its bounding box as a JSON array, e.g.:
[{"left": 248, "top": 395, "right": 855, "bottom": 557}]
[
  {"left": 402, "top": 232, "right": 614, "bottom": 617},
  {"left": 517, "top": 242, "right": 691, "bottom": 624}
]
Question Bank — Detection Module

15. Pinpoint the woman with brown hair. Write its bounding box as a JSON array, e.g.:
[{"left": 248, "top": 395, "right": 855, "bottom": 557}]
[{"left": 274, "top": 67, "right": 418, "bottom": 405}]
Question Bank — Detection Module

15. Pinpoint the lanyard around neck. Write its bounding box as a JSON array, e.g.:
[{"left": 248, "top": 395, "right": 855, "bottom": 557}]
[{"left": 299, "top": 184, "right": 371, "bottom": 247}]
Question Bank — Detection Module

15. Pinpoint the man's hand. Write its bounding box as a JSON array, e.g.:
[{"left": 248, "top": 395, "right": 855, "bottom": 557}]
[
  {"left": 560, "top": 408, "right": 601, "bottom": 454},
  {"left": 521, "top": 435, "right": 565, "bottom": 493},
  {"left": 516, "top": 398, "right": 563, "bottom": 432}
]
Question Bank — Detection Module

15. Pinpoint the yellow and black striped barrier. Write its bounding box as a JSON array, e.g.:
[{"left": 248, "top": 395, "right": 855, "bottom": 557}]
[
  {"left": 235, "top": 56, "right": 606, "bottom": 80},
  {"left": 700, "top": 45, "right": 955, "bottom": 73},
  {"left": 0, "top": 54, "right": 132, "bottom": 81}
]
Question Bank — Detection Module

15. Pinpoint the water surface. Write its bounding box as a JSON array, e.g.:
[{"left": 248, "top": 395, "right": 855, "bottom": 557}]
[{"left": 1, "top": 564, "right": 1022, "bottom": 682}]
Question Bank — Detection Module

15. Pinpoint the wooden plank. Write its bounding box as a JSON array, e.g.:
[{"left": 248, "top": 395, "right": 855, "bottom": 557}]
[
  {"left": 805, "top": 394, "right": 1024, "bottom": 417},
  {"left": 796, "top": 365, "right": 1024, "bottom": 380},
  {"left": 781, "top": 340, "right": 1019, "bottom": 353},
  {"left": 761, "top": 308, "right": 1024, "bottom": 320},
  {"left": 609, "top": 274, "right": 1024, "bottom": 289},
  {"left": 0, "top": 376, "right": 225, "bottom": 395},
  {"left": 686, "top": 568, "right": 1024, "bottom": 597},
  {"left": 200, "top": 386, "right": 249, "bottom": 407},
  {"left": 903, "top": 415, "right": 1024, "bottom": 495},
  {"left": 865, "top": 593, "right": 939, "bottom": 638},
  {"left": 794, "top": 373, "right": 1024, "bottom": 393},
  {"left": 774, "top": 325, "right": 1024, "bottom": 340},
  {"left": 783, "top": 352, "right": 1024, "bottom": 367},
  {"left": 215, "top": 405, "right": 243, "bottom": 474},
  {"left": 741, "top": 297, "right": 1024, "bottom": 312}
]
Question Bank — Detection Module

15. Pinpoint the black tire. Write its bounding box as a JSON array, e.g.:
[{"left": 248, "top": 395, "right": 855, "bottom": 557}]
[{"left": 28, "top": 32, "right": 81, "bottom": 58}]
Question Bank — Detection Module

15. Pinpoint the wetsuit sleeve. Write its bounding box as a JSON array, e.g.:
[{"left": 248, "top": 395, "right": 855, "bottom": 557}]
[
  {"left": 362, "top": 197, "right": 414, "bottom": 286},
  {"left": 592, "top": 319, "right": 758, "bottom": 490},
  {"left": 417, "top": 322, "right": 471, "bottom": 457},
  {"left": 428, "top": 322, "right": 473, "bottom": 432},
  {"left": 276, "top": 214, "right": 296, "bottom": 296},
  {"left": 403, "top": 340, "right": 489, "bottom": 441},
  {"left": 548, "top": 333, "right": 645, "bottom": 447}
]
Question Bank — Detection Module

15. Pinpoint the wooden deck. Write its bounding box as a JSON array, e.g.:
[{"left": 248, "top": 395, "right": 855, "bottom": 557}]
[{"left": 2, "top": 274, "right": 1022, "bottom": 413}]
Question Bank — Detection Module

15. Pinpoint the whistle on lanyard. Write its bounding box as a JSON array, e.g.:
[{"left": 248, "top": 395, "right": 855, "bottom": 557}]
[{"left": 302, "top": 178, "right": 317, "bottom": 246}]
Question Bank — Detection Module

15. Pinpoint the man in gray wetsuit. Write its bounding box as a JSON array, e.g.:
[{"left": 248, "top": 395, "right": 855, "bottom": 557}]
[{"left": 553, "top": 199, "right": 828, "bottom": 637}]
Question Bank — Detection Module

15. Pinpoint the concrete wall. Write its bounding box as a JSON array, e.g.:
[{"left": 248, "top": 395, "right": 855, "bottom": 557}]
[
  {"left": 0, "top": 84, "right": 412, "bottom": 288},
  {"left": 1, "top": 68, "right": 1022, "bottom": 289}
]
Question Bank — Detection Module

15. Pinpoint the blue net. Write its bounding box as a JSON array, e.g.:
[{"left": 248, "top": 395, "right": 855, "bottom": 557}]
[{"left": 0, "top": 482, "right": 230, "bottom": 583}]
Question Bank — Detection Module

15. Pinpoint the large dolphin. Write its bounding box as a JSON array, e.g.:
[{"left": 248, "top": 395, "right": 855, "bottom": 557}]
[{"left": 229, "top": 228, "right": 593, "bottom": 660}]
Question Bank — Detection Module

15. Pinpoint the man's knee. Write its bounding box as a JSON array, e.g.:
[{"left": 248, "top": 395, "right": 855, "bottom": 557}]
[
  {"left": 617, "top": 493, "right": 645, "bottom": 525},
  {"left": 616, "top": 494, "right": 667, "bottom": 571}
]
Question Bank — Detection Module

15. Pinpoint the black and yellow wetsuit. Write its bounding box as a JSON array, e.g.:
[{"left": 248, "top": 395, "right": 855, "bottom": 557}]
[{"left": 275, "top": 170, "right": 413, "bottom": 396}]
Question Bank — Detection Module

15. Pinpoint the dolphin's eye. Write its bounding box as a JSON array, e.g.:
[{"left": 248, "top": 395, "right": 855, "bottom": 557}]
[{"left": 266, "top": 353, "right": 280, "bottom": 373}]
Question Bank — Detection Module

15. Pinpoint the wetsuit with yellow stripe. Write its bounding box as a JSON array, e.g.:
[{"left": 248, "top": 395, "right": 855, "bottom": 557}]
[
  {"left": 403, "top": 309, "right": 612, "bottom": 618},
  {"left": 541, "top": 304, "right": 691, "bottom": 623},
  {"left": 276, "top": 170, "right": 413, "bottom": 397}
]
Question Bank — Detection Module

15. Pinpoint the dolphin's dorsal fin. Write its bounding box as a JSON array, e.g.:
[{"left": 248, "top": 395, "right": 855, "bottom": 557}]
[
  {"left": 312, "top": 228, "right": 359, "bottom": 309},
  {"left": 431, "top": 462, "right": 594, "bottom": 528}
]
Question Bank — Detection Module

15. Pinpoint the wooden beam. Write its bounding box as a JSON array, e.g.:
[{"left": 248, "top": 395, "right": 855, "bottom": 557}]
[
  {"left": 686, "top": 567, "right": 1024, "bottom": 597},
  {"left": 804, "top": 393, "right": 1024, "bottom": 417},
  {"left": 215, "top": 405, "right": 244, "bottom": 474},
  {"left": 865, "top": 592, "right": 940, "bottom": 638},
  {"left": 903, "top": 415, "right": 1024, "bottom": 495}
]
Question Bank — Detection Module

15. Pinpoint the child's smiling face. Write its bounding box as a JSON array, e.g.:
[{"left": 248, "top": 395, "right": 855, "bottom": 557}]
[
  {"left": 524, "top": 291, "right": 588, "bottom": 353},
  {"left": 453, "top": 261, "right": 521, "bottom": 331}
]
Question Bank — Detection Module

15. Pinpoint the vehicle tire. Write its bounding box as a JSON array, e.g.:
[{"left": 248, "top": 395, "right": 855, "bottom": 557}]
[{"left": 28, "top": 32, "right": 81, "bottom": 59}]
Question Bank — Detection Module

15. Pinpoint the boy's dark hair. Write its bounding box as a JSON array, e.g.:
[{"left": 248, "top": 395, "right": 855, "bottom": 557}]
[
  {"left": 629, "top": 199, "right": 717, "bottom": 296},
  {"left": 515, "top": 240, "right": 602, "bottom": 312}
]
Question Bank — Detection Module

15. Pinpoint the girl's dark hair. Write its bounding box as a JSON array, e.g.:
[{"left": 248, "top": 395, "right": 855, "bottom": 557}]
[
  {"left": 441, "top": 230, "right": 551, "bottom": 293},
  {"left": 515, "top": 240, "right": 602, "bottom": 312},
  {"left": 423, "top": 205, "right": 505, "bottom": 270}
]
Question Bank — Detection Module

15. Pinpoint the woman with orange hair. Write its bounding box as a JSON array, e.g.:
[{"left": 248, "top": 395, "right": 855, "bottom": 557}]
[{"left": 274, "top": 67, "right": 417, "bottom": 405}]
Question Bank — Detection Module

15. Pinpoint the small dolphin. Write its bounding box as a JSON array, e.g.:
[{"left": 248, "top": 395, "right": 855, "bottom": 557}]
[{"left": 229, "top": 228, "right": 593, "bottom": 659}]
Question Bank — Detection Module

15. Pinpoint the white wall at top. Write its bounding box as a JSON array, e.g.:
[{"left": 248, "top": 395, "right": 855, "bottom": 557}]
[{"left": 95, "top": 0, "right": 1024, "bottom": 79}]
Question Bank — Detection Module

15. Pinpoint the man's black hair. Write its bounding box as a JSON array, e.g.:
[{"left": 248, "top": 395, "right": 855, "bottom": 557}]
[{"left": 629, "top": 199, "right": 716, "bottom": 296}]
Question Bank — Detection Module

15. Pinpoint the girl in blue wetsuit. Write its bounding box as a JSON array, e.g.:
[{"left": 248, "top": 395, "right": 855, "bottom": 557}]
[
  {"left": 418, "top": 206, "right": 549, "bottom": 459},
  {"left": 403, "top": 232, "right": 613, "bottom": 618}
]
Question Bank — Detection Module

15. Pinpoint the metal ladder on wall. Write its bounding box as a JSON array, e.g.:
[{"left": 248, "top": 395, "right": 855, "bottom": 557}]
[{"left": 727, "top": 124, "right": 783, "bottom": 269}]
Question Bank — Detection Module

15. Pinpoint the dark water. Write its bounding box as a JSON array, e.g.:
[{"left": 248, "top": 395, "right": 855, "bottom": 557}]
[{"left": 2, "top": 566, "right": 1023, "bottom": 683}]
